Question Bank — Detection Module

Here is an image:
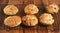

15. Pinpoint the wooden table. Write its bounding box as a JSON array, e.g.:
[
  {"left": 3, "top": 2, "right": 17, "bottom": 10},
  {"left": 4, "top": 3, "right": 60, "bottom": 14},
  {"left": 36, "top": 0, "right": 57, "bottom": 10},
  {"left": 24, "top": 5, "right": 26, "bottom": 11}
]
[{"left": 0, "top": 0, "right": 60, "bottom": 33}]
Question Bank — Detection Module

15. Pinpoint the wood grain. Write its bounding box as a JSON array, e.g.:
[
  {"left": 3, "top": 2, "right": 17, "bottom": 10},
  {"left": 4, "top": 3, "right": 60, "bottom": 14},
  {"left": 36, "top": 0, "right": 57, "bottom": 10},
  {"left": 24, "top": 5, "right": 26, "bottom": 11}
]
[{"left": 0, "top": 0, "right": 60, "bottom": 33}]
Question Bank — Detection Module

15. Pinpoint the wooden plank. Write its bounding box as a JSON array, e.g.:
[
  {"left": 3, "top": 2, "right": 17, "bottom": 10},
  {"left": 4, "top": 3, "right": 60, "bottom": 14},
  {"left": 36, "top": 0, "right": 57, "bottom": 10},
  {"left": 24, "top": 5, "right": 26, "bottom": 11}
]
[
  {"left": 37, "top": 29, "right": 48, "bottom": 33},
  {"left": 42, "top": 0, "right": 60, "bottom": 6},
  {"left": 0, "top": 30, "right": 9, "bottom": 33},
  {"left": 9, "top": 30, "right": 23, "bottom": 33},
  {"left": 0, "top": 0, "right": 8, "bottom": 4},
  {"left": 23, "top": 0, "right": 30, "bottom": 4},
  {"left": 24, "top": 29, "right": 37, "bottom": 33},
  {"left": 0, "top": 0, "right": 60, "bottom": 33},
  {"left": 9, "top": 30, "right": 19, "bottom": 33},
  {"left": 8, "top": 0, "right": 23, "bottom": 4},
  {"left": 19, "top": 30, "right": 23, "bottom": 33},
  {"left": 34, "top": 0, "right": 41, "bottom": 5},
  {"left": 58, "top": 30, "right": 60, "bottom": 33}
]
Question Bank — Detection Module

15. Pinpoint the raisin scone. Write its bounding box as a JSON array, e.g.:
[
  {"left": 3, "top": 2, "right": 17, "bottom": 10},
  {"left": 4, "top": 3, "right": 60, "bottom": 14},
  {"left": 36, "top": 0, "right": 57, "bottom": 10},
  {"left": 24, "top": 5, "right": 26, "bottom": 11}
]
[
  {"left": 4, "top": 16, "right": 21, "bottom": 27},
  {"left": 39, "top": 13, "right": 54, "bottom": 25},
  {"left": 46, "top": 3, "right": 59, "bottom": 14},
  {"left": 22, "top": 15, "right": 38, "bottom": 26},
  {"left": 24, "top": 4, "right": 39, "bottom": 14},
  {"left": 3, "top": 5, "right": 18, "bottom": 15}
]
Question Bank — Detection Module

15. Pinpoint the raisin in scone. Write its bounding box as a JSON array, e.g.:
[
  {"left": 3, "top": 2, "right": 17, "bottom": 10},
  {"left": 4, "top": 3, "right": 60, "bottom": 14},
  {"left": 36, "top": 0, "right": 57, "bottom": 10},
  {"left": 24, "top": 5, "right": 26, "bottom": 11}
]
[
  {"left": 3, "top": 5, "right": 18, "bottom": 15},
  {"left": 22, "top": 15, "right": 38, "bottom": 26},
  {"left": 24, "top": 4, "right": 39, "bottom": 14},
  {"left": 46, "top": 3, "right": 59, "bottom": 14},
  {"left": 4, "top": 16, "right": 21, "bottom": 27},
  {"left": 39, "top": 13, "right": 54, "bottom": 25}
]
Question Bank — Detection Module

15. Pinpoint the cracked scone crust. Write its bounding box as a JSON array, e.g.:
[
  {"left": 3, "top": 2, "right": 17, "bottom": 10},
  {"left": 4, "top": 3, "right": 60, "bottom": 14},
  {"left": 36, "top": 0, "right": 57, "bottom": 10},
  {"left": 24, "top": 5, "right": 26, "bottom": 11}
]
[
  {"left": 3, "top": 5, "right": 18, "bottom": 15},
  {"left": 46, "top": 4, "right": 59, "bottom": 14},
  {"left": 4, "top": 16, "right": 21, "bottom": 27},
  {"left": 39, "top": 13, "right": 54, "bottom": 25},
  {"left": 22, "top": 15, "right": 38, "bottom": 26},
  {"left": 24, "top": 4, "right": 39, "bottom": 14}
]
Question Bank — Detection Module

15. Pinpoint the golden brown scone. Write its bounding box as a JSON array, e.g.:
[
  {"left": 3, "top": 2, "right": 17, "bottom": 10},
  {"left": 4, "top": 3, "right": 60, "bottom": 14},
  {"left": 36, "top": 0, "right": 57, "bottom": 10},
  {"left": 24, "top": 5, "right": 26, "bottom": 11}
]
[
  {"left": 4, "top": 16, "right": 21, "bottom": 27},
  {"left": 24, "top": 4, "right": 39, "bottom": 14},
  {"left": 46, "top": 3, "right": 59, "bottom": 14},
  {"left": 3, "top": 5, "right": 18, "bottom": 15},
  {"left": 22, "top": 15, "right": 38, "bottom": 26},
  {"left": 39, "top": 13, "right": 54, "bottom": 25}
]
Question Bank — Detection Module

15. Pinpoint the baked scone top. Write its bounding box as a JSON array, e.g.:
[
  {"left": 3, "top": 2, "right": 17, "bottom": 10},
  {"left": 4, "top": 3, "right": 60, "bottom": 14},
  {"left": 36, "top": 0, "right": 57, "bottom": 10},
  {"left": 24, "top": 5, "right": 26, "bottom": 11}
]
[
  {"left": 22, "top": 15, "right": 38, "bottom": 26},
  {"left": 3, "top": 5, "right": 18, "bottom": 15},
  {"left": 4, "top": 16, "right": 21, "bottom": 27},
  {"left": 24, "top": 4, "right": 39, "bottom": 14},
  {"left": 39, "top": 13, "right": 54, "bottom": 25},
  {"left": 46, "top": 4, "right": 59, "bottom": 14}
]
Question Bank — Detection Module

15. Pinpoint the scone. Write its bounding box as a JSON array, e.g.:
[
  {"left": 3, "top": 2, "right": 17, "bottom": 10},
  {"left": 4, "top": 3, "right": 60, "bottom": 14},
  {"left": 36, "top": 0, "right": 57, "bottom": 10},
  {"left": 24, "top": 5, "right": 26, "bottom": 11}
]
[
  {"left": 24, "top": 4, "right": 39, "bottom": 14},
  {"left": 22, "top": 15, "right": 38, "bottom": 26},
  {"left": 4, "top": 16, "right": 21, "bottom": 27},
  {"left": 3, "top": 5, "right": 18, "bottom": 15},
  {"left": 46, "top": 3, "right": 59, "bottom": 14},
  {"left": 39, "top": 13, "right": 54, "bottom": 25}
]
